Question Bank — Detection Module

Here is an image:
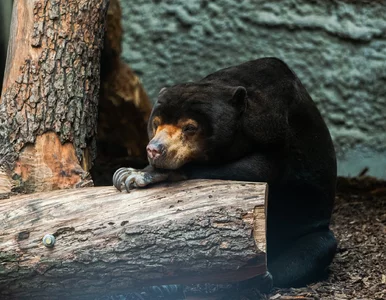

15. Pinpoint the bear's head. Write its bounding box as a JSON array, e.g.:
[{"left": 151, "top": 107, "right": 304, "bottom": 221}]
[{"left": 146, "top": 83, "right": 247, "bottom": 169}]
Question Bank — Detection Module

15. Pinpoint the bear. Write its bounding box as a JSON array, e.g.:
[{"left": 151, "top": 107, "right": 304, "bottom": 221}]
[{"left": 113, "top": 57, "right": 337, "bottom": 289}]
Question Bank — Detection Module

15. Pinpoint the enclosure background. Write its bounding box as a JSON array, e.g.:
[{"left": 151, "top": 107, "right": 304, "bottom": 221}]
[{"left": 120, "top": 0, "right": 386, "bottom": 179}]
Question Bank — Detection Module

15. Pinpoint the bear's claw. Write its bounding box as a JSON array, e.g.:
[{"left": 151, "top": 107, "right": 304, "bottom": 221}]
[
  {"left": 113, "top": 167, "right": 135, "bottom": 191},
  {"left": 113, "top": 167, "right": 153, "bottom": 192}
]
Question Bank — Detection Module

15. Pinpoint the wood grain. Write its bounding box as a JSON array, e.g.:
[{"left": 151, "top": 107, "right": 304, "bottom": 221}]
[{"left": 0, "top": 180, "right": 268, "bottom": 299}]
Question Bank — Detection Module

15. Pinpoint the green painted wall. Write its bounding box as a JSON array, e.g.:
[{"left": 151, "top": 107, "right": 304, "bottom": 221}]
[{"left": 120, "top": 0, "right": 386, "bottom": 178}]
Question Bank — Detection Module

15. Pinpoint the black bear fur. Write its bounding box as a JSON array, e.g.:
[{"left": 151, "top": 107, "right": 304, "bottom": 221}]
[{"left": 113, "top": 57, "right": 337, "bottom": 289}]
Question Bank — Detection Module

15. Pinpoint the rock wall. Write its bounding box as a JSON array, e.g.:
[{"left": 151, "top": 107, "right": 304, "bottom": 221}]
[{"left": 121, "top": 0, "right": 386, "bottom": 178}]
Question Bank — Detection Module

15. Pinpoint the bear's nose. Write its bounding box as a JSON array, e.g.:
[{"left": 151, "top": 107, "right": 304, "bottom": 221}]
[{"left": 146, "top": 143, "right": 164, "bottom": 160}]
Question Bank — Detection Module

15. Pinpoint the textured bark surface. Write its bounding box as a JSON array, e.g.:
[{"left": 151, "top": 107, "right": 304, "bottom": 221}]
[
  {"left": 0, "top": 180, "right": 267, "bottom": 299},
  {"left": 0, "top": 166, "right": 12, "bottom": 198},
  {"left": 0, "top": 0, "right": 109, "bottom": 193}
]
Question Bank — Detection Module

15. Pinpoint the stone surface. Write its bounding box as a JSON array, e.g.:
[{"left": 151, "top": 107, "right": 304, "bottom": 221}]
[{"left": 120, "top": 0, "right": 386, "bottom": 178}]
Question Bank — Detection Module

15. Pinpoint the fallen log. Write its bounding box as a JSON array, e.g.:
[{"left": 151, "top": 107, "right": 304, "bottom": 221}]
[{"left": 0, "top": 180, "right": 267, "bottom": 299}]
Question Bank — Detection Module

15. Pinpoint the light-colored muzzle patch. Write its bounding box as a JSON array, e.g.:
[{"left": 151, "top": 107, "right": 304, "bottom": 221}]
[{"left": 147, "top": 118, "right": 204, "bottom": 169}]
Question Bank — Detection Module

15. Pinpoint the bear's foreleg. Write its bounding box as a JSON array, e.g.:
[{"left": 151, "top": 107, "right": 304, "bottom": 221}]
[{"left": 268, "top": 229, "right": 337, "bottom": 287}]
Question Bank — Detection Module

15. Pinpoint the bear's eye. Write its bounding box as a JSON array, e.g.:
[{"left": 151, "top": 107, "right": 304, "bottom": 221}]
[{"left": 182, "top": 124, "right": 198, "bottom": 134}]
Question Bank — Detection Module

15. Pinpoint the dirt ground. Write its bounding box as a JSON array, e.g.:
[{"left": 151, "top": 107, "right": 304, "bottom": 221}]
[{"left": 104, "top": 176, "right": 386, "bottom": 300}]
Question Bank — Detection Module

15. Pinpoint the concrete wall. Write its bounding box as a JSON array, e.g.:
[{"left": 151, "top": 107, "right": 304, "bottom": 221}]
[{"left": 120, "top": 0, "right": 386, "bottom": 178}]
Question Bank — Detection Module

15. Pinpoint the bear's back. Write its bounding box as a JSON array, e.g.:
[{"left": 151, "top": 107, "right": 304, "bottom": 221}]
[{"left": 203, "top": 58, "right": 337, "bottom": 241}]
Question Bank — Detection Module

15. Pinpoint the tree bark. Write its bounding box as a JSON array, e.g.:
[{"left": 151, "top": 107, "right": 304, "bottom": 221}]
[
  {"left": 0, "top": 180, "right": 267, "bottom": 299},
  {"left": 0, "top": 0, "right": 110, "bottom": 194}
]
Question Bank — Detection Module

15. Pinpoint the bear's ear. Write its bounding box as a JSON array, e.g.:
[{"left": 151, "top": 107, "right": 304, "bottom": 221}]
[
  {"left": 158, "top": 87, "right": 167, "bottom": 96},
  {"left": 230, "top": 86, "right": 247, "bottom": 112},
  {"left": 157, "top": 87, "right": 168, "bottom": 104}
]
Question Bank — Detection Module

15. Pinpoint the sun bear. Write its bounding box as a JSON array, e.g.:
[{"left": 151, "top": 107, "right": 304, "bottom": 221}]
[{"left": 113, "top": 57, "right": 337, "bottom": 289}]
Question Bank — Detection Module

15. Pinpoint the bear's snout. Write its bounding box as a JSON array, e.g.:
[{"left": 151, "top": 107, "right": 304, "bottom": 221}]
[{"left": 146, "top": 142, "right": 165, "bottom": 160}]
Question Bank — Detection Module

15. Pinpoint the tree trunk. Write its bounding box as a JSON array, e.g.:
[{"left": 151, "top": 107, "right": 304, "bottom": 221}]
[
  {"left": 0, "top": 180, "right": 268, "bottom": 299},
  {"left": 98, "top": 0, "right": 152, "bottom": 161},
  {"left": 92, "top": 0, "right": 153, "bottom": 186},
  {"left": 0, "top": 0, "right": 110, "bottom": 195}
]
